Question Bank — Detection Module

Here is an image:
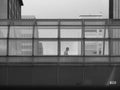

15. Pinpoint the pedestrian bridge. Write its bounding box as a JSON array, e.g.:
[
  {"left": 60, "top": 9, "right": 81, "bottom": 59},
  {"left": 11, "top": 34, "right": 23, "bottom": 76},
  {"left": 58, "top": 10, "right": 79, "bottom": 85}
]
[{"left": 0, "top": 19, "right": 120, "bottom": 86}]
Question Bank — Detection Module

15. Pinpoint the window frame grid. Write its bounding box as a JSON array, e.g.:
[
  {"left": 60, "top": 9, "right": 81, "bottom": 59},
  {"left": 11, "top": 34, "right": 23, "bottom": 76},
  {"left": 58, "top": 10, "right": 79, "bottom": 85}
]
[
  {"left": 0, "top": 24, "right": 111, "bottom": 57},
  {"left": 0, "top": 20, "right": 113, "bottom": 58}
]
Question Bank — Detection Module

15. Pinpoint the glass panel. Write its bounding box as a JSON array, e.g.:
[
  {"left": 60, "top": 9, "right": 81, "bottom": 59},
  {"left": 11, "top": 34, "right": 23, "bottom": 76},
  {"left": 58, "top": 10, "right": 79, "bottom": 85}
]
[
  {"left": 85, "top": 57, "right": 109, "bottom": 63},
  {"left": 104, "top": 41, "right": 109, "bottom": 55},
  {"left": 34, "top": 57, "right": 58, "bottom": 63},
  {"left": 111, "top": 57, "right": 120, "bottom": 62},
  {"left": 34, "top": 26, "right": 58, "bottom": 38},
  {"left": 37, "top": 21, "right": 58, "bottom": 25},
  {"left": 9, "top": 40, "right": 32, "bottom": 56},
  {"left": 8, "top": 57, "right": 32, "bottom": 63},
  {"left": 60, "top": 57, "right": 83, "bottom": 63},
  {"left": 12, "top": 20, "right": 35, "bottom": 25},
  {"left": 61, "top": 28, "right": 82, "bottom": 38},
  {"left": 85, "top": 41, "right": 103, "bottom": 55},
  {"left": 34, "top": 41, "right": 57, "bottom": 55},
  {"left": 110, "top": 26, "right": 120, "bottom": 38},
  {"left": 0, "top": 20, "right": 9, "bottom": 25},
  {"left": 0, "top": 40, "right": 7, "bottom": 56},
  {"left": 0, "top": 26, "right": 8, "bottom": 38},
  {"left": 10, "top": 26, "right": 33, "bottom": 38},
  {"left": 111, "top": 41, "right": 120, "bottom": 55},
  {"left": 61, "top": 26, "right": 81, "bottom": 29},
  {"left": 85, "top": 26, "right": 108, "bottom": 38},
  {"left": 85, "top": 20, "right": 106, "bottom": 25},
  {"left": 110, "top": 20, "right": 120, "bottom": 26},
  {"left": 61, "top": 21, "right": 82, "bottom": 25},
  {"left": 61, "top": 41, "right": 81, "bottom": 55},
  {"left": 0, "top": 57, "right": 7, "bottom": 63}
]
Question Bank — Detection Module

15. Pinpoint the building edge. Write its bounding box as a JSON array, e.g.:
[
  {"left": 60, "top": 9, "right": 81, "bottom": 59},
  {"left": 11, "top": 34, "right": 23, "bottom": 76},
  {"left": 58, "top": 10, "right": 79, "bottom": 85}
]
[{"left": 109, "top": 0, "right": 113, "bottom": 19}]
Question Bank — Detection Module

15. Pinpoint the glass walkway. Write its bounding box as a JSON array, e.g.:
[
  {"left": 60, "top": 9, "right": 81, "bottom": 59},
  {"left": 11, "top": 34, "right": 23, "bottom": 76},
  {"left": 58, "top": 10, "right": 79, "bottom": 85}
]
[{"left": 0, "top": 19, "right": 120, "bottom": 65}]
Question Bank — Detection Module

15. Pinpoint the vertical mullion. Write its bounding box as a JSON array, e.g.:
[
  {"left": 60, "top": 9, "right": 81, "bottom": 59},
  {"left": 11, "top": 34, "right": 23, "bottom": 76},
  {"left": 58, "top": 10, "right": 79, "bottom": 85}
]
[
  {"left": 6, "top": 21, "right": 10, "bottom": 86},
  {"left": 32, "top": 22, "right": 35, "bottom": 56},
  {"left": 82, "top": 19, "right": 85, "bottom": 64},
  {"left": 109, "top": 20, "right": 112, "bottom": 65},
  {"left": 32, "top": 21, "right": 36, "bottom": 64},
  {"left": 7, "top": 23, "right": 10, "bottom": 58},
  {"left": 103, "top": 21, "right": 107, "bottom": 56},
  {"left": 57, "top": 20, "right": 60, "bottom": 86},
  {"left": 58, "top": 20, "right": 61, "bottom": 57},
  {"left": 118, "top": 0, "right": 120, "bottom": 18},
  {"left": 82, "top": 19, "right": 86, "bottom": 86}
]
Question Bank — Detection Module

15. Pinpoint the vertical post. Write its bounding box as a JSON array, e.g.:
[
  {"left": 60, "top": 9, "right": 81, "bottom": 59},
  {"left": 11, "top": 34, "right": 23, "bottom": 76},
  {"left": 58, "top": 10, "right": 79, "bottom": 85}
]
[
  {"left": 32, "top": 20, "right": 35, "bottom": 63},
  {"left": 82, "top": 19, "right": 85, "bottom": 64},
  {"left": 103, "top": 20, "right": 107, "bottom": 56},
  {"left": 56, "top": 19, "right": 61, "bottom": 85},
  {"left": 108, "top": 19, "right": 112, "bottom": 65},
  {"left": 6, "top": 20, "right": 11, "bottom": 86},
  {"left": 58, "top": 20, "right": 61, "bottom": 57},
  {"left": 82, "top": 19, "right": 86, "bottom": 84},
  {"left": 7, "top": 20, "right": 10, "bottom": 60}
]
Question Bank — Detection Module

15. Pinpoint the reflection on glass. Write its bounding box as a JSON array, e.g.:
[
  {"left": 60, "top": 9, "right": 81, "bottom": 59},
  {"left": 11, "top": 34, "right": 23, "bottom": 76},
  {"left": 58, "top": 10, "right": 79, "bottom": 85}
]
[
  {"left": 37, "top": 21, "right": 58, "bottom": 25},
  {"left": 112, "top": 41, "right": 120, "bottom": 55},
  {"left": 34, "top": 41, "right": 57, "bottom": 55},
  {"left": 34, "top": 27, "right": 58, "bottom": 38},
  {"left": 0, "top": 40, "right": 7, "bottom": 55},
  {"left": 61, "top": 41, "right": 81, "bottom": 55},
  {"left": 111, "top": 27, "right": 120, "bottom": 38},
  {"left": 0, "top": 27, "right": 8, "bottom": 38},
  {"left": 104, "top": 41, "right": 109, "bottom": 55},
  {"left": 9, "top": 40, "right": 32, "bottom": 56},
  {"left": 85, "top": 41, "right": 109, "bottom": 55},
  {"left": 61, "top": 29, "right": 82, "bottom": 38},
  {"left": 10, "top": 26, "right": 33, "bottom": 38},
  {"left": 85, "top": 41, "right": 103, "bottom": 55},
  {"left": 85, "top": 21, "right": 106, "bottom": 25},
  {"left": 85, "top": 27, "right": 108, "bottom": 38},
  {"left": 60, "top": 21, "right": 82, "bottom": 25}
]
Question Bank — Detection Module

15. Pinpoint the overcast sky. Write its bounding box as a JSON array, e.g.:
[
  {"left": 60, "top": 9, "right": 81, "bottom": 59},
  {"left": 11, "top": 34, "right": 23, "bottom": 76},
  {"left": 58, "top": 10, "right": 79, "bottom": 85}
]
[{"left": 22, "top": 0, "right": 109, "bottom": 19}]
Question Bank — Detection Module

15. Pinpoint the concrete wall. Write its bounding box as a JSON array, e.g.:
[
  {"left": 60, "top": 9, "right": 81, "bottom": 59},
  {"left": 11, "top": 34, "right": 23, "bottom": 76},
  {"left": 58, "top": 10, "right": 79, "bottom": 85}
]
[{"left": 0, "top": 0, "right": 8, "bottom": 19}]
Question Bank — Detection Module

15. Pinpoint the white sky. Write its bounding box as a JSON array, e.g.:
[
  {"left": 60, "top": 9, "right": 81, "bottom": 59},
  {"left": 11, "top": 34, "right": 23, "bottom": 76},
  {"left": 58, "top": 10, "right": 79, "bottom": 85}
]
[{"left": 22, "top": 0, "right": 109, "bottom": 19}]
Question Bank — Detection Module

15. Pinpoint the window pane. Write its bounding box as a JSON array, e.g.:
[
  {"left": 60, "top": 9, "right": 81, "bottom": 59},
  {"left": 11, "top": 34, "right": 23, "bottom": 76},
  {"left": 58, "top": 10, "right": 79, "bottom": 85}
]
[
  {"left": 104, "top": 41, "right": 109, "bottom": 55},
  {"left": 85, "top": 26, "right": 108, "bottom": 38},
  {"left": 37, "top": 21, "right": 58, "bottom": 25},
  {"left": 9, "top": 40, "right": 32, "bottom": 56},
  {"left": 85, "top": 57, "right": 109, "bottom": 63},
  {"left": 60, "top": 21, "right": 82, "bottom": 25},
  {"left": 110, "top": 26, "right": 120, "bottom": 38},
  {"left": 85, "top": 41, "right": 103, "bottom": 55},
  {"left": 85, "top": 20, "right": 106, "bottom": 25},
  {"left": 34, "top": 41, "right": 57, "bottom": 55},
  {"left": 34, "top": 26, "right": 58, "bottom": 38},
  {"left": 111, "top": 41, "right": 120, "bottom": 55},
  {"left": 61, "top": 29, "right": 82, "bottom": 38},
  {"left": 12, "top": 21, "right": 35, "bottom": 26},
  {"left": 0, "top": 26, "right": 8, "bottom": 38},
  {"left": 61, "top": 41, "right": 81, "bottom": 55},
  {"left": 10, "top": 26, "right": 33, "bottom": 38},
  {"left": 0, "top": 40, "right": 7, "bottom": 56}
]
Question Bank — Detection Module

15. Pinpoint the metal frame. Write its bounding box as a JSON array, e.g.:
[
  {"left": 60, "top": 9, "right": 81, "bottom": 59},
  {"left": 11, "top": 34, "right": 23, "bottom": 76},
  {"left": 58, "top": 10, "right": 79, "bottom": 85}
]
[{"left": 0, "top": 19, "right": 120, "bottom": 64}]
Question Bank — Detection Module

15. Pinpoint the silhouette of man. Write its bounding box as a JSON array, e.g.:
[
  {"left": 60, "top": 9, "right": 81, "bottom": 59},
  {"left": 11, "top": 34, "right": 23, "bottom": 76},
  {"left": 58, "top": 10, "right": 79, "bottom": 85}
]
[{"left": 64, "top": 47, "right": 69, "bottom": 56}]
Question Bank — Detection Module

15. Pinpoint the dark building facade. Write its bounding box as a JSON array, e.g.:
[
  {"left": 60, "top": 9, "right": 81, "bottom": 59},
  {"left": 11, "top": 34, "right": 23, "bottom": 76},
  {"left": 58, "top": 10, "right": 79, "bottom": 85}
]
[
  {"left": 8, "top": 0, "right": 23, "bottom": 19},
  {"left": 0, "top": 0, "right": 23, "bottom": 19},
  {"left": 109, "top": 0, "right": 120, "bottom": 19}
]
